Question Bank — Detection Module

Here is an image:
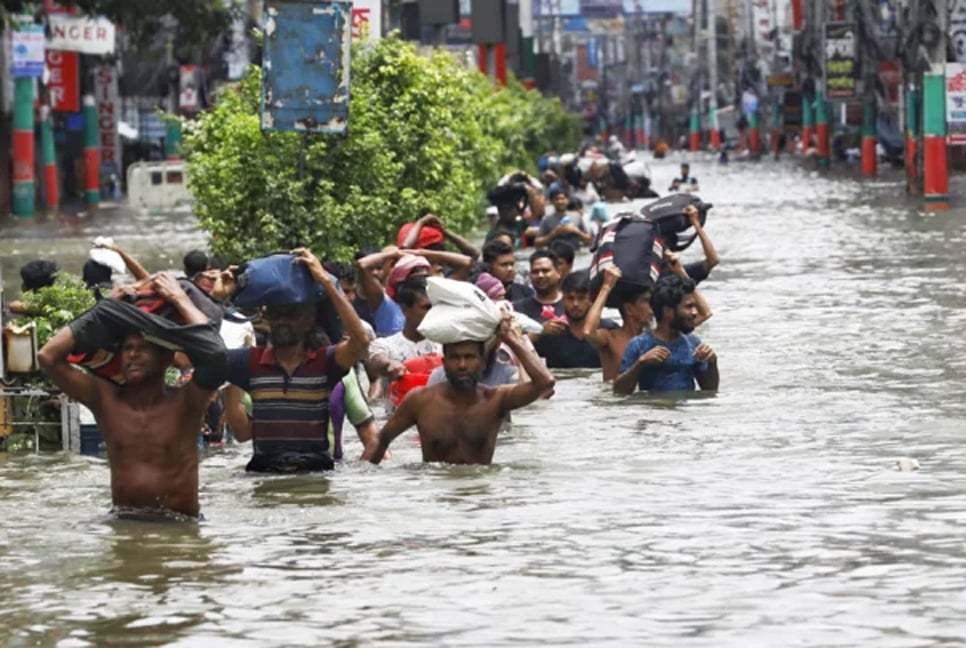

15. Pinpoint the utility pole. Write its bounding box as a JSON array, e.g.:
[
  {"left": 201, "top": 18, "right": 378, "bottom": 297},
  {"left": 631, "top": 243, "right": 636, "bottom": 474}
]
[
  {"left": 708, "top": 0, "right": 720, "bottom": 151},
  {"left": 860, "top": 1, "right": 877, "bottom": 176}
]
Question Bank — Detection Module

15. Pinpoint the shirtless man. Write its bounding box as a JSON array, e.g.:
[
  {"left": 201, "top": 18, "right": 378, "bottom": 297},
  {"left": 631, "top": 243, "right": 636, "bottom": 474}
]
[
  {"left": 38, "top": 274, "right": 227, "bottom": 518},
  {"left": 362, "top": 317, "right": 554, "bottom": 465},
  {"left": 583, "top": 266, "right": 653, "bottom": 381}
]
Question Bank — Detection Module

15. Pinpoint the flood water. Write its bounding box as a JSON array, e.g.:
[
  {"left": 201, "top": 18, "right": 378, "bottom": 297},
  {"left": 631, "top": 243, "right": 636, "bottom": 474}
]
[{"left": 3, "top": 157, "right": 966, "bottom": 646}]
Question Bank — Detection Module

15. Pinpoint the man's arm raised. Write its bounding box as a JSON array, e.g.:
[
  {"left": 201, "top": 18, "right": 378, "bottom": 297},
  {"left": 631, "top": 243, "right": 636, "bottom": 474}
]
[
  {"left": 152, "top": 273, "right": 227, "bottom": 411},
  {"left": 355, "top": 248, "right": 400, "bottom": 311},
  {"left": 362, "top": 389, "right": 421, "bottom": 464},
  {"left": 583, "top": 266, "right": 621, "bottom": 350},
  {"left": 292, "top": 248, "right": 370, "bottom": 370},
  {"left": 496, "top": 317, "right": 555, "bottom": 413},
  {"left": 38, "top": 325, "right": 108, "bottom": 412}
]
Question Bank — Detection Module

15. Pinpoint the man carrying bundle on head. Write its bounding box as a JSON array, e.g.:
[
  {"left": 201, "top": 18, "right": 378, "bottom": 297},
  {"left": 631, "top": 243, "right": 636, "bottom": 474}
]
[
  {"left": 38, "top": 274, "right": 228, "bottom": 520},
  {"left": 220, "top": 249, "right": 371, "bottom": 472},
  {"left": 363, "top": 278, "right": 555, "bottom": 466}
]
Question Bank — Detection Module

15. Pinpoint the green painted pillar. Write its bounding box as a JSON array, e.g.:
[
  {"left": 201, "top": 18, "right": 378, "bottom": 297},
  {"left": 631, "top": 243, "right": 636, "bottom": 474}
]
[
  {"left": 905, "top": 84, "right": 919, "bottom": 192},
  {"left": 689, "top": 106, "right": 700, "bottom": 151},
  {"left": 922, "top": 71, "right": 948, "bottom": 208},
  {"left": 815, "top": 90, "right": 830, "bottom": 167},
  {"left": 40, "top": 105, "right": 59, "bottom": 211},
  {"left": 12, "top": 78, "right": 35, "bottom": 218},
  {"left": 165, "top": 118, "right": 183, "bottom": 161},
  {"left": 83, "top": 95, "right": 100, "bottom": 208}
]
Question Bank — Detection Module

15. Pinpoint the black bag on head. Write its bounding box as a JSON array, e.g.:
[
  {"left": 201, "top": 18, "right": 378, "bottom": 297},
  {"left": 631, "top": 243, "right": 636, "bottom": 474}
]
[
  {"left": 638, "top": 193, "right": 712, "bottom": 252},
  {"left": 588, "top": 195, "right": 713, "bottom": 307},
  {"left": 588, "top": 213, "right": 665, "bottom": 308}
]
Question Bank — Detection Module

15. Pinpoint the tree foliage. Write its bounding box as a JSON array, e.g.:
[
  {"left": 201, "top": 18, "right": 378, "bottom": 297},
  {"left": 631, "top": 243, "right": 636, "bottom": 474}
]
[
  {"left": 185, "top": 36, "right": 582, "bottom": 264},
  {"left": 21, "top": 272, "right": 96, "bottom": 346}
]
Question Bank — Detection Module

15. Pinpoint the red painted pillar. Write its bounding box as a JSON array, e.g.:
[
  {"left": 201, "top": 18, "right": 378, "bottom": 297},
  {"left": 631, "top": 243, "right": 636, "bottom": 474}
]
[
  {"left": 861, "top": 99, "right": 877, "bottom": 176},
  {"left": 494, "top": 42, "right": 507, "bottom": 86},
  {"left": 905, "top": 85, "right": 918, "bottom": 193}
]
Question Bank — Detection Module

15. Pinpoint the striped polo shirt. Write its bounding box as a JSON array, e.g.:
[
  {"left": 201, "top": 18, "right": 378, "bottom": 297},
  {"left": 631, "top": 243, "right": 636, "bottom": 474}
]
[{"left": 227, "top": 345, "right": 347, "bottom": 472}]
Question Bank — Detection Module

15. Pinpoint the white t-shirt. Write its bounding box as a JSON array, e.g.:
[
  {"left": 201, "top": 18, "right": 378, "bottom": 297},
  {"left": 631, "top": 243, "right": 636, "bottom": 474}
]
[{"left": 369, "top": 332, "right": 441, "bottom": 366}]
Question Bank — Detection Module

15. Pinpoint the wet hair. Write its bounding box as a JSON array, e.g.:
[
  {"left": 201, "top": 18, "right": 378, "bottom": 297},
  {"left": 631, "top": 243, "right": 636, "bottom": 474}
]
[
  {"left": 549, "top": 240, "right": 575, "bottom": 267},
  {"left": 19, "top": 260, "right": 58, "bottom": 291},
  {"left": 529, "top": 249, "right": 558, "bottom": 268},
  {"left": 207, "top": 255, "right": 225, "bottom": 271},
  {"left": 567, "top": 196, "right": 583, "bottom": 211},
  {"left": 442, "top": 341, "right": 485, "bottom": 357},
  {"left": 183, "top": 250, "right": 209, "bottom": 277},
  {"left": 549, "top": 187, "right": 566, "bottom": 200},
  {"left": 355, "top": 246, "right": 380, "bottom": 261},
  {"left": 82, "top": 259, "right": 112, "bottom": 288},
  {"left": 617, "top": 288, "right": 651, "bottom": 319},
  {"left": 561, "top": 269, "right": 590, "bottom": 295},
  {"left": 650, "top": 274, "right": 695, "bottom": 323},
  {"left": 395, "top": 276, "right": 428, "bottom": 307},
  {"left": 324, "top": 260, "right": 355, "bottom": 282},
  {"left": 483, "top": 239, "right": 514, "bottom": 265}
]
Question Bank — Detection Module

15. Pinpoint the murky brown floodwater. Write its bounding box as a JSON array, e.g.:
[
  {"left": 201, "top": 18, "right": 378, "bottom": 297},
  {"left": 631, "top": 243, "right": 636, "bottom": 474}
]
[{"left": 3, "top": 156, "right": 966, "bottom": 646}]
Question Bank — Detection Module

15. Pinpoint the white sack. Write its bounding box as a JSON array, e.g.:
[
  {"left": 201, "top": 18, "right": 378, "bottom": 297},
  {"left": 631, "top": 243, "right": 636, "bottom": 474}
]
[{"left": 418, "top": 277, "right": 502, "bottom": 344}]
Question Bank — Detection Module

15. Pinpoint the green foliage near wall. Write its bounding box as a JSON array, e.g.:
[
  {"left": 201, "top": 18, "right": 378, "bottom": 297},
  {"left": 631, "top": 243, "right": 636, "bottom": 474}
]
[{"left": 185, "top": 37, "right": 581, "bottom": 264}]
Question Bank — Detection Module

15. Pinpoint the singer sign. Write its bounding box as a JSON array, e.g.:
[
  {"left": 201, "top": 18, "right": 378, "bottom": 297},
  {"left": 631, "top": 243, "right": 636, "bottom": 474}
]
[{"left": 47, "top": 15, "right": 115, "bottom": 55}]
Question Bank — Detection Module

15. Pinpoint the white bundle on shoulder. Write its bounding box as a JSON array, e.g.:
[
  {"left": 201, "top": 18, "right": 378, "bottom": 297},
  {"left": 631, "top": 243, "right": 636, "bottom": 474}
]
[{"left": 418, "top": 277, "right": 503, "bottom": 344}]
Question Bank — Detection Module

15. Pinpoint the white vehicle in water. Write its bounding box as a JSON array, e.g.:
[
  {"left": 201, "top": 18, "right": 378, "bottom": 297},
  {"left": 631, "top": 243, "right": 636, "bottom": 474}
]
[{"left": 126, "top": 161, "right": 194, "bottom": 213}]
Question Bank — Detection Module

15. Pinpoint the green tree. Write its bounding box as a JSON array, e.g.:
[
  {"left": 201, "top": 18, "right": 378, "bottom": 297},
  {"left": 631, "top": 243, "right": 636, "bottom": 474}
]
[{"left": 185, "top": 36, "right": 581, "bottom": 264}]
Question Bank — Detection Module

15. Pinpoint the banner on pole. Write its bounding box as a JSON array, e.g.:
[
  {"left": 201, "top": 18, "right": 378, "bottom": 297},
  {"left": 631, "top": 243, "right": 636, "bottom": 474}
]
[
  {"left": 945, "top": 63, "right": 966, "bottom": 144},
  {"left": 94, "top": 65, "right": 121, "bottom": 181},
  {"left": 46, "top": 50, "right": 79, "bottom": 111},
  {"left": 824, "top": 22, "right": 856, "bottom": 98},
  {"left": 12, "top": 24, "right": 45, "bottom": 78}
]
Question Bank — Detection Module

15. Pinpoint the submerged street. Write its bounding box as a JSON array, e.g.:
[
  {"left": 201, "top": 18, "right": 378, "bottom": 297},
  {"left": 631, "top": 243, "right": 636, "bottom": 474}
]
[{"left": 2, "top": 156, "right": 966, "bottom": 645}]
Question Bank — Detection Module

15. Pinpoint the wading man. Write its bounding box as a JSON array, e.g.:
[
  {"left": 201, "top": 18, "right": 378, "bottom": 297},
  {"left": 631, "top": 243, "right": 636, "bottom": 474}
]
[
  {"left": 363, "top": 316, "right": 554, "bottom": 465},
  {"left": 38, "top": 274, "right": 228, "bottom": 519}
]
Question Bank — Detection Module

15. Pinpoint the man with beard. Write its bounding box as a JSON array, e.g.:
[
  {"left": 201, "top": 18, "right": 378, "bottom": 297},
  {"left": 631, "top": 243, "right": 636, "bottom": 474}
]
[
  {"left": 529, "top": 270, "right": 619, "bottom": 369},
  {"left": 38, "top": 273, "right": 227, "bottom": 519},
  {"left": 613, "top": 274, "right": 718, "bottom": 394},
  {"left": 362, "top": 316, "right": 554, "bottom": 465},
  {"left": 225, "top": 248, "right": 370, "bottom": 472},
  {"left": 584, "top": 252, "right": 712, "bottom": 382}
]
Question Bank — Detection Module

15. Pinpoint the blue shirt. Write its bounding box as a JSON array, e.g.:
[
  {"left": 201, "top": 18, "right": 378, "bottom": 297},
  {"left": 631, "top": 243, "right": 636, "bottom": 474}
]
[
  {"left": 619, "top": 331, "right": 709, "bottom": 392},
  {"left": 373, "top": 295, "right": 405, "bottom": 336}
]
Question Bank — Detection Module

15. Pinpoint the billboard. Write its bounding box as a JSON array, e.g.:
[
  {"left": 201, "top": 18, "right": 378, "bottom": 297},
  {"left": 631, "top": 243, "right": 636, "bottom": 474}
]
[
  {"left": 261, "top": 2, "right": 352, "bottom": 133},
  {"left": 824, "top": 22, "right": 856, "bottom": 98}
]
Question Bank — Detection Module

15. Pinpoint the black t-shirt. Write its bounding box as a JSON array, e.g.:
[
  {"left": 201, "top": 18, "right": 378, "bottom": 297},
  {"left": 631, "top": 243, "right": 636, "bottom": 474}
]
[
  {"left": 506, "top": 282, "right": 535, "bottom": 303},
  {"left": 512, "top": 296, "right": 619, "bottom": 369}
]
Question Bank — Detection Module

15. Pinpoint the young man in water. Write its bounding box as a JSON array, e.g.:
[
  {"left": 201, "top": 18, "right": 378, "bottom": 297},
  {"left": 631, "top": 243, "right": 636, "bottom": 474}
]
[
  {"left": 363, "top": 316, "right": 554, "bottom": 465},
  {"left": 583, "top": 266, "right": 653, "bottom": 381},
  {"left": 613, "top": 274, "right": 718, "bottom": 394},
  {"left": 483, "top": 239, "right": 533, "bottom": 303},
  {"left": 38, "top": 274, "right": 228, "bottom": 519},
  {"left": 669, "top": 162, "right": 699, "bottom": 192}
]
